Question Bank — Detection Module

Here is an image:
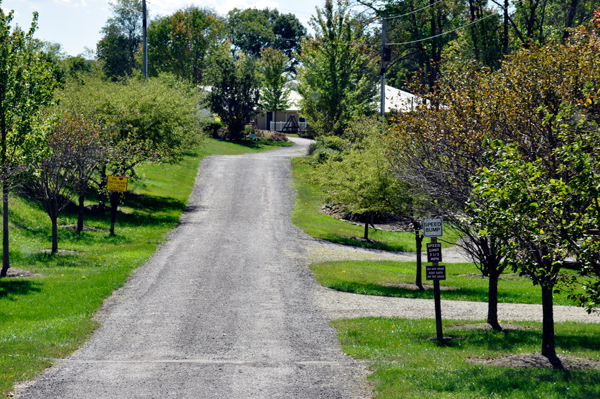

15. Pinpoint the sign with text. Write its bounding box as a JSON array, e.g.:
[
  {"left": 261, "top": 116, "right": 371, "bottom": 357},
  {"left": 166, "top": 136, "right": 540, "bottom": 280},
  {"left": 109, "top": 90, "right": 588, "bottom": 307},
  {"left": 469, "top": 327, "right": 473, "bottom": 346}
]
[
  {"left": 107, "top": 176, "right": 128, "bottom": 192},
  {"left": 427, "top": 243, "right": 442, "bottom": 263},
  {"left": 423, "top": 218, "right": 443, "bottom": 237},
  {"left": 426, "top": 265, "right": 446, "bottom": 280}
]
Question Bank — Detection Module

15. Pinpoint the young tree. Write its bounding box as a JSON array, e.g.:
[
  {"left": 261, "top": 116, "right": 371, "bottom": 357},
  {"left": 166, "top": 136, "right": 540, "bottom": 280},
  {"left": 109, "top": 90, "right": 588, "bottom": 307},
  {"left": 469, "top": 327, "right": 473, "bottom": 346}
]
[
  {"left": 259, "top": 47, "right": 291, "bottom": 129},
  {"left": 0, "top": 6, "right": 58, "bottom": 277},
  {"left": 208, "top": 52, "right": 261, "bottom": 140},
  {"left": 26, "top": 114, "right": 105, "bottom": 252},
  {"left": 297, "top": 0, "right": 378, "bottom": 137}
]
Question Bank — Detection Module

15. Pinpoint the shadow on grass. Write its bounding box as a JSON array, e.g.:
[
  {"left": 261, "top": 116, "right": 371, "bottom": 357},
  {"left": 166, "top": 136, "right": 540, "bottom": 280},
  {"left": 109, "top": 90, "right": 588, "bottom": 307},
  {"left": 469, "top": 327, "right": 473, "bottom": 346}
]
[
  {"left": 324, "top": 281, "right": 488, "bottom": 301},
  {"left": 0, "top": 279, "right": 42, "bottom": 298},
  {"left": 322, "top": 235, "right": 410, "bottom": 252},
  {"left": 121, "top": 192, "right": 186, "bottom": 214}
]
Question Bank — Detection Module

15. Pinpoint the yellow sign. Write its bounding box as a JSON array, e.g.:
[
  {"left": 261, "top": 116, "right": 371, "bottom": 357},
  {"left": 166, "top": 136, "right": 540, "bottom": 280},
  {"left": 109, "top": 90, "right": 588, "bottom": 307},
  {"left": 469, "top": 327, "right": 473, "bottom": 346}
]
[{"left": 107, "top": 176, "right": 128, "bottom": 192}]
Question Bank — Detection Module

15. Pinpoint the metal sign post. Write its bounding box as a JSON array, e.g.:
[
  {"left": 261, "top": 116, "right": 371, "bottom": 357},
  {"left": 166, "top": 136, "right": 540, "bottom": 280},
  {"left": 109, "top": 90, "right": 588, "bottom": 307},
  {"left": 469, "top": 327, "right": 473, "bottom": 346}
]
[{"left": 424, "top": 218, "right": 445, "bottom": 342}]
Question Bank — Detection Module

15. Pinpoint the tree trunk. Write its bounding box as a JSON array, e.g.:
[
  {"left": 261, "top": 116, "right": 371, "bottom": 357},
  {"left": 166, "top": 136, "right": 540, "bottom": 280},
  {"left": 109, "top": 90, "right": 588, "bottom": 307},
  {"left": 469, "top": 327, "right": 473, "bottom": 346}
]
[
  {"left": 415, "top": 230, "right": 424, "bottom": 291},
  {"left": 541, "top": 283, "right": 561, "bottom": 367},
  {"left": 77, "top": 192, "right": 85, "bottom": 234},
  {"left": 562, "top": 0, "right": 579, "bottom": 41},
  {"left": 109, "top": 191, "right": 120, "bottom": 236},
  {"left": 363, "top": 212, "right": 369, "bottom": 240},
  {"left": 1, "top": 183, "right": 8, "bottom": 277},
  {"left": 51, "top": 215, "right": 58, "bottom": 254},
  {"left": 487, "top": 271, "right": 502, "bottom": 331},
  {"left": 99, "top": 165, "right": 107, "bottom": 212},
  {"left": 503, "top": 0, "right": 509, "bottom": 55}
]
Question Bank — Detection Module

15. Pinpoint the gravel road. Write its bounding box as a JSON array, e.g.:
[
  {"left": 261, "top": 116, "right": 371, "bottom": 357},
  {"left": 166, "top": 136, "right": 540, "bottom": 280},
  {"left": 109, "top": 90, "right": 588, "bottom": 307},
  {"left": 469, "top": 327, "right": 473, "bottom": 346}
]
[
  {"left": 16, "top": 138, "right": 370, "bottom": 399},
  {"left": 15, "top": 137, "right": 599, "bottom": 398}
]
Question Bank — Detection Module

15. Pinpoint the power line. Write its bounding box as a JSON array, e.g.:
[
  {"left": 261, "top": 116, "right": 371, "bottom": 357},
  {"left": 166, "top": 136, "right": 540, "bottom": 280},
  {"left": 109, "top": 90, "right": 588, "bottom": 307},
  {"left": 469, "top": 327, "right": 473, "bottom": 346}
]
[
  {"left": 384, "top": 0, "right": 445, "bottom": 20},
  {"left": 387, "top": 13, "right": 496, "bottom": 45}
]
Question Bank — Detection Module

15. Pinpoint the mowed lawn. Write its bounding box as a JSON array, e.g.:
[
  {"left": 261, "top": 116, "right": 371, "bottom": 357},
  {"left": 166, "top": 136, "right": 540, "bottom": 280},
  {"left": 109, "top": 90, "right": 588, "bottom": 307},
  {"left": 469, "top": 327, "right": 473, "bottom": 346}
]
[{"left": 0, "top": 138, "right": 289, "bottom": 396}]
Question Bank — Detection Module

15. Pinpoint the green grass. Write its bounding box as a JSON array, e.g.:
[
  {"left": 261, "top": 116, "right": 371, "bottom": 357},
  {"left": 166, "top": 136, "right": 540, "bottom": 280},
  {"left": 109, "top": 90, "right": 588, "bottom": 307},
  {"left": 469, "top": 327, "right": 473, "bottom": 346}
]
[
  {"left": 333, "top": 318, "right": 600, "bottom": 399},
  {"left": 0, "top": 138, "right": 286, "bottom": 396},
  {"left": 310, "top": 260, "right": 580, "bottom": 306},
  {"left": 291, "top": 158, "right": 460, "bottom": 251}
]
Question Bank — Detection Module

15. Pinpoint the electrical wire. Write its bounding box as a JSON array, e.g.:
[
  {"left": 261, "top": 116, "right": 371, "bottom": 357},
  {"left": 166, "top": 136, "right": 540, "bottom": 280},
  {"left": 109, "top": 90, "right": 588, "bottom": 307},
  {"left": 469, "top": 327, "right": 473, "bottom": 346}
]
[
  {"left": 383, "top": 0, "right": 446, "bottom": 20},
  {"left": 386, "top": 13, "right": 496, "bottom": 45}
]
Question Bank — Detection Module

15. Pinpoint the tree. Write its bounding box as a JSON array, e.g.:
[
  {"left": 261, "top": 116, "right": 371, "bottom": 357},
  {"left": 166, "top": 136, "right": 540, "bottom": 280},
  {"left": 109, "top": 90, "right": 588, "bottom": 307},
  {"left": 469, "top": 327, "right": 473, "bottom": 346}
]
[
  {"left": 26, "top": 114, "right": 105, "bottom": 252},
  {"left": 97, "top": 0, "right": 143, "bottom": 79},
  {"left": 297, "top": 0, "right": 378, "bottom": 137},
  {"left": 148, "top": 7, "right": 226, "bottom": 84},
  {"left": 208, "top": 52, "right": 261, "bottom": 140},
  {"left": 0, "top": 6, "right": 58, "bottom": 277},
  {"left": 226, "top": 8, "right": 307, "bottom": 73},
  {"left": 259, "top": 47, "right": 291, "bottom": 129}
]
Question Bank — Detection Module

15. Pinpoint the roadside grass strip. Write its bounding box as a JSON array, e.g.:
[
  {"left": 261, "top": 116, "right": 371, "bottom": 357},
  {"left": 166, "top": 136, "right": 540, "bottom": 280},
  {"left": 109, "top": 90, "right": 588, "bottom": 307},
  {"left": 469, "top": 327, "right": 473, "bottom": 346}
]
[
  {"left": 333, "top": 318, "right": 600, "bottom": 399},
  {"left": 0, "top": 138, "right": 286, "bottom": 395},
  {"left": 291, "top": 158, "right": 459, "bottom": 252},
  {"left": 310, "top": 260, "right": 582, "bottom": 306}
]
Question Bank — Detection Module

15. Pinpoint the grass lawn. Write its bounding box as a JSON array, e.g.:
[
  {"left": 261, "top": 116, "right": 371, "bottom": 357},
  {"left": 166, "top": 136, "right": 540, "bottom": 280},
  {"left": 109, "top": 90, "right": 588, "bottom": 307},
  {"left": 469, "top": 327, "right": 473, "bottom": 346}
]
[
  {"left": 291, "top": 158, "right": 460, "bottom": 252},
  {"left": 0, "top": 138, "right": 287, "bottom": 396},
  {"left": 310, "top": 260, "right": 581, "bottom": 306},
  {"left": 334, "top": 318, "right": 600, "bottom": 399}
]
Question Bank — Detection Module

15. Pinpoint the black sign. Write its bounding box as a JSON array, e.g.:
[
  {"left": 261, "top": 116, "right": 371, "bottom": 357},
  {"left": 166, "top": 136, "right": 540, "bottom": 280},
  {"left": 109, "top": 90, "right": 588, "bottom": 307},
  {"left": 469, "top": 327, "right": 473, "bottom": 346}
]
[
  {"left": 426, "top": 266, "right": 446, "bottom": 280},
  {"left": 427, "top": 243, "right": 442, "bottom": 263}
]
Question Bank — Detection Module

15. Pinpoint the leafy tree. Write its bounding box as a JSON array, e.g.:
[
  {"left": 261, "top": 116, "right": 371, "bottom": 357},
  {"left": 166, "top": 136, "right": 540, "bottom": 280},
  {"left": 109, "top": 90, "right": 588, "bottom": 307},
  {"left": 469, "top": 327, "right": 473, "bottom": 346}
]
[
  {"left": 97, "top": 0, "right": 143, "bottom": 79},
  {"left": 259, "top": 47, "right": 291, "bottom": 128},
  {"left": 0, "top": 6, "right": 58, "bottom": 277},
  {"left": 297, "top": 0, "right": 378, "bottom": 137},
  {"left": 26, "top": 113, "right": 105, "bottom": 252},
  {"left": 148, "top": 7, "right": 226, "bottom": 84},
  {"left": 208, "top": 52, "right": 261, "bottom": 140},
  {"left": 226, "top": 8, "right": 306, "bottom": 74}
]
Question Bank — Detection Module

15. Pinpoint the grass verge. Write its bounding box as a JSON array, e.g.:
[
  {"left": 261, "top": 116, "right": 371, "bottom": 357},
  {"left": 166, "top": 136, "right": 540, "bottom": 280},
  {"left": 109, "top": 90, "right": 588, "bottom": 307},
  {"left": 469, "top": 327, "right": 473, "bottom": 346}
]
[
  {"left": 0, "top": 138, "right": 286, "bottom": 396},
  {"left": 291, "top": 158, "right": 459, "bottom": 252},
  {"left": 310, "top": 260, "right": 580, "bottom": 306},
  {"left": 333, "top": 318, "right": 600, "bottom": 398}
]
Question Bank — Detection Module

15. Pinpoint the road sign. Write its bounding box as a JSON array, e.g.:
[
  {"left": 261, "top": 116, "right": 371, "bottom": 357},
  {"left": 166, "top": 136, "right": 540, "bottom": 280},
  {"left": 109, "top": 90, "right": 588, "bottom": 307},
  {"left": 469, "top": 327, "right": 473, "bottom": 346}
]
[
  {"left": 426, "top": 265, "right": 446, "bottom": 280},
  {"left": 427, "top": 243, "right": 442, "bottom": 263},
  {"left": 107, "top": 176, "right": 128, "bottom": 192},
  {"left": 423, "top": 218, "right": 443, "bottom": 237}
]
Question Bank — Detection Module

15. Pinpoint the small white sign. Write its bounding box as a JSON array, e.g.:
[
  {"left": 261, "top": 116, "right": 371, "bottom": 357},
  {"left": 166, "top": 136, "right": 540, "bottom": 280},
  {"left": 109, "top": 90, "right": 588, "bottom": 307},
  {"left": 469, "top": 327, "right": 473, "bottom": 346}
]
[{"left": 423, "top": 218, "right": 443, "bottom": 237}]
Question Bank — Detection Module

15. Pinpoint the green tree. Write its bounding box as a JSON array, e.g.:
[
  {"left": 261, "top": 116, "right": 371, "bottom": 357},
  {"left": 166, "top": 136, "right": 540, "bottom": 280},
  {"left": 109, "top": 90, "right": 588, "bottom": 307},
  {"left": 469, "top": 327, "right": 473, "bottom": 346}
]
[
  {"left": 97, "top": 0, "right": 143, "bottom": 79},
  {"left": 226, "top": 8, "right": 307, "bottom": 74},
  {"left": 148, "top": 7, "right": 226, "bottom": 84},
  {"left": 208, "top": 52, "right": 261, "bottom": 140},
  {"left": 297, "top": 0, "right": 378, "bottom": 137},
  {"left": 259, "top": 47, "right": 291, "bottom": 128},
  {"left": 0, "top": 6, "right": 58, "bottom": 277}
]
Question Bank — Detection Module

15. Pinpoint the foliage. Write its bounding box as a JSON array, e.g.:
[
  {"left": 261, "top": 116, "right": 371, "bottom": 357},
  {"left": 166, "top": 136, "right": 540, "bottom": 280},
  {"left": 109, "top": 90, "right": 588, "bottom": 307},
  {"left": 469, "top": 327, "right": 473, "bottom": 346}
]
[
  {"left": 226, "top": 8, "right": 307, "bottom": 73},
  {"left": 0, "top": 4, "right": 59, "bottom": 277},
  {"left": 208, "top": 52, "right": 261, "bottom": 140},
  {"left": 25, "top": 113, "right": 106, "bottom": 253},
  {"left": 148, "top": 6, "right": 226, "bottom": 84},
  {"left": 297, "top": 0, "right": 378, "bottom": 137},
  {"left": 259, "top": 47, "right": 291, "bottom": 121},
  {"left": 97, "top": 0, "right": 143, "bottom": 80}
]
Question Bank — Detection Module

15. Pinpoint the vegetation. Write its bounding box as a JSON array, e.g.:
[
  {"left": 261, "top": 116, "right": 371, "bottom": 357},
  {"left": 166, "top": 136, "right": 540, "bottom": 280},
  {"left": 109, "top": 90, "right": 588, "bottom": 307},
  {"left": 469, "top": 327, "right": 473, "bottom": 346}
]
[
  {"left": 297, "top": 0, "right": 378, "bottom": 137},
  {"left": 259, "top": 47, "right": 291, "bottom": 125},
  {"left": 334, "top": 318, "right": 600, "bottom": 399}
]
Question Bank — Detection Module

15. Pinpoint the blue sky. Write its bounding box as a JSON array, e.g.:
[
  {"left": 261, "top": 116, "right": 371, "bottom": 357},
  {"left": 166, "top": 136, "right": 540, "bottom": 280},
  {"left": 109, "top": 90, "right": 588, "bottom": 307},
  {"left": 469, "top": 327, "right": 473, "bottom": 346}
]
[{"left": 1, "top": 0, "right": 322, "bottom": 57}]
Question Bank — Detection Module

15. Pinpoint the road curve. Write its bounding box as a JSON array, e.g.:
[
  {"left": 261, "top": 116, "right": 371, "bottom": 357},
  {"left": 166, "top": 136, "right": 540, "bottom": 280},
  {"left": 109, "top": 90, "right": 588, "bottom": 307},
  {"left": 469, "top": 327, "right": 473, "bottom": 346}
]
[{"left": 16, "top": 138, "right": 370, "bottom": 399}]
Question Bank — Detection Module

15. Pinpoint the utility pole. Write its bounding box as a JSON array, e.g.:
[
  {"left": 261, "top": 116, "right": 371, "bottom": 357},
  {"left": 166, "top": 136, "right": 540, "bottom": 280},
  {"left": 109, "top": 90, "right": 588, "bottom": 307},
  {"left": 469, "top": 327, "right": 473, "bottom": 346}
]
[
  {"left": 142, "top": 0, "right": 148, "bottom": 82},
  {"left": 380, "top": 15, "right": 387, "bottom": 119}
]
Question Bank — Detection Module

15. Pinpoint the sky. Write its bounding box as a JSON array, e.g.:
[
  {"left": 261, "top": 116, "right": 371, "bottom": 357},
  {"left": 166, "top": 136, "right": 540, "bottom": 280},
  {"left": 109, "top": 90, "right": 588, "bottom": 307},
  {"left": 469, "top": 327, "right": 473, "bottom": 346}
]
[{"left": 1, "top": 0, "right": 322, "bottom": 57}]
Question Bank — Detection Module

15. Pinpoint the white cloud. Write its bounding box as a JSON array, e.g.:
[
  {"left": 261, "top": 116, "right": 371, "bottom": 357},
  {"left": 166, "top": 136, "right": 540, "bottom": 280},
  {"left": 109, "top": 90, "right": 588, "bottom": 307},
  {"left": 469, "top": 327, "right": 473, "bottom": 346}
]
[{"left": 53, "top": 0, "right": 87, "bottom": 6}]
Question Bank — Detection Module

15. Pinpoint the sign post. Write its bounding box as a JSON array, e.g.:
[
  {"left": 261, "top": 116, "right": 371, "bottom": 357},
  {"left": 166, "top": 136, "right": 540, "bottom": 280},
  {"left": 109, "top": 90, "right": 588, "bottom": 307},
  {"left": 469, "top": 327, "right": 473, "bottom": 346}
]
[
  {"left": 424, "top": 218, "right": 445, "bottom": 342},
  {"left": 107, "top": 176, "right": 128, "bottom": 235}
]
